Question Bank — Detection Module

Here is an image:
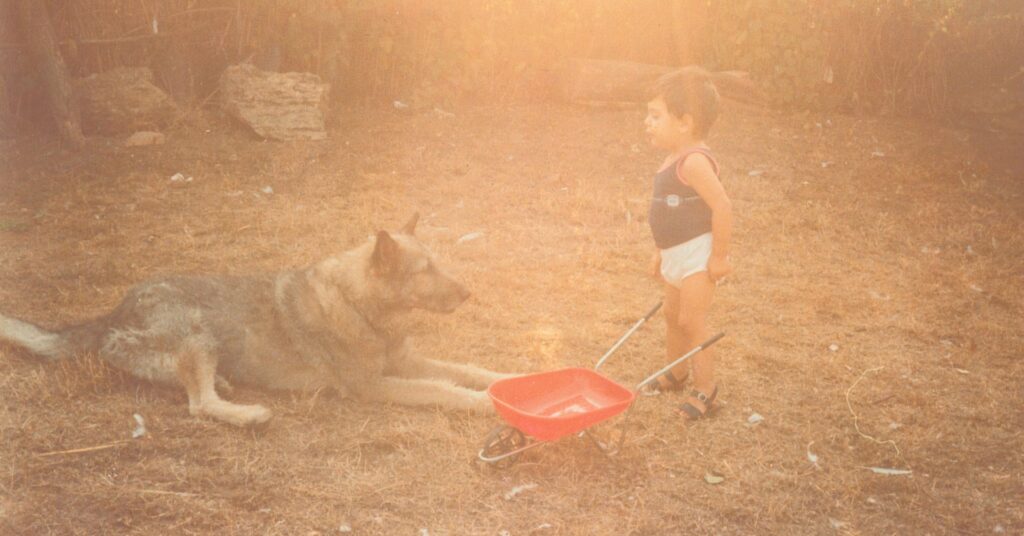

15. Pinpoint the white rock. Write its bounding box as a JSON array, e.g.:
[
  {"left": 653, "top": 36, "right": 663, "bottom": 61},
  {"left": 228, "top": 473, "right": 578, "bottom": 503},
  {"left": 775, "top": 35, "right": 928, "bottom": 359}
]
[
  {"left": 504, "top": 482, "right": 537, "bottom": 500},
  {"left": 131, "top": 413, "right": 146, "bottom": 438},
  {"left": 456, "top": 231, "right": 484, "bottom": 245}
]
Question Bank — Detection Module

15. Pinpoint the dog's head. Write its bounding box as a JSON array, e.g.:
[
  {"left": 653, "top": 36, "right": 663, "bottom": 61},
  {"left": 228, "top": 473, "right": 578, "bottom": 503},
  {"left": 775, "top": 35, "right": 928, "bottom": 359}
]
[{"left": 367, "top": 213, "right": 471, "bottom": 313}]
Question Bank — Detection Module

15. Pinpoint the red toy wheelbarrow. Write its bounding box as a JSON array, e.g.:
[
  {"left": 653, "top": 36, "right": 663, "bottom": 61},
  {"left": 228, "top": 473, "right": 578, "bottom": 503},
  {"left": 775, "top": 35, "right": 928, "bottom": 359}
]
[{"left": 478, "top": 302, "right": 725, "bottom": 467}]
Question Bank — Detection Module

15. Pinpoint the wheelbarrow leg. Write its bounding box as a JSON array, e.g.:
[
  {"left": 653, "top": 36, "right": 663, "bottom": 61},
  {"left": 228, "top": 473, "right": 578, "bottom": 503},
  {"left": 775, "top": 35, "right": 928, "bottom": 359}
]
[
  {"left": 477, "top": 425, "right": 546, "bottom": 468},
  {"left": 580, "top": 406, "right": 637, "bottom": 458},
  {"left": 580, "top": 429, "right": 615, "bottom": 457}
]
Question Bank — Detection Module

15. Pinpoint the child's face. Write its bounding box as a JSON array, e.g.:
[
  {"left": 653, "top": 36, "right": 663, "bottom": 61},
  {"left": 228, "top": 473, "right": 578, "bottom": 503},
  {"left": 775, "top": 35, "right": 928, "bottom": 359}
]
[{"left": 645, "top": 96, "right": 691, "bottom": 150}]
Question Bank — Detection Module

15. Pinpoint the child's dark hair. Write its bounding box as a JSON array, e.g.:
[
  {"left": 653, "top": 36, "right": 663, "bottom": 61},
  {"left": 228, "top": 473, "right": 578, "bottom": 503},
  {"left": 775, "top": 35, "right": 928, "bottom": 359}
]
[{"left": 652, "top": 66, "right": 720, "bottom": 138}]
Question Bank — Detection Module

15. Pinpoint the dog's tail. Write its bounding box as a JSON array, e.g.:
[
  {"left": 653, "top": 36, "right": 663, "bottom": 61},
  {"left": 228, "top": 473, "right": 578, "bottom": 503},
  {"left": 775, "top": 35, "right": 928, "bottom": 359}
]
[{"left": 0, "top": 313, "right": 73, "bottom": 360}]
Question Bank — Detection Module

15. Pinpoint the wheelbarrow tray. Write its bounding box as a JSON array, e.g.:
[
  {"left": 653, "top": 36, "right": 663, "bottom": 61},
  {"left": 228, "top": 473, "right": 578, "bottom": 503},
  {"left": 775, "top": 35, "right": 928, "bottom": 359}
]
[{"left": 488, "top": 367, "right": 636, "bottom": 441}]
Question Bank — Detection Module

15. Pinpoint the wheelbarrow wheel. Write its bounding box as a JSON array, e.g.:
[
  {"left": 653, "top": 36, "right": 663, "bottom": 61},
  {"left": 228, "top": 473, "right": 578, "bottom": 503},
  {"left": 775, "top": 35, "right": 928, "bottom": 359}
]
[{"left": 479, "top": 425, "right": 527, "bottom": 469}]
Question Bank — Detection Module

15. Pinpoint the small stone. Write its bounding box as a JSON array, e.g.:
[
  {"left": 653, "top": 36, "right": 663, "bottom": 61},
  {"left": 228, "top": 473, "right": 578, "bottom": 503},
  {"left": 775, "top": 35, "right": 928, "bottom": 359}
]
[
  {"left": 703, "top": 472, "right": 725, "bottom": 484},
  {"left": 456, "top": 231, "right": 484, "bottom": 245},
  {"left": 125, "top": 131, "right": 165, "bottom": 147},
  {"left": 131, "top": 413, "right": 146, "bottom": 438}
]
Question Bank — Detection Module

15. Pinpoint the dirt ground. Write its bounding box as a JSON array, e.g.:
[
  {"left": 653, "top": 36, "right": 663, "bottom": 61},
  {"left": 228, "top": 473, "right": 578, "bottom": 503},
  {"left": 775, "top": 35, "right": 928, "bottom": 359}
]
[{"left": 1, "top": 101, "right": 1022, "bottom": 535}]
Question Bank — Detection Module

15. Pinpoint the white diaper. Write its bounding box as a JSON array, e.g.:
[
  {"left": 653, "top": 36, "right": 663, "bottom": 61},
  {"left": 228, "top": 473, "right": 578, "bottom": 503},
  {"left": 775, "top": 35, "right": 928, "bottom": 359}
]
[{"left": 659, "top": 232, "right": 713, "bottom": 288}]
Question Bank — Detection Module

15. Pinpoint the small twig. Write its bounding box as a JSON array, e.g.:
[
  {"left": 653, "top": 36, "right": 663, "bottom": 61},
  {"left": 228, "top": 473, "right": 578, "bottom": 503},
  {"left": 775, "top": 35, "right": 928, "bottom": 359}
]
[
  {"left": 306, "top": 385, "right": 326, "bottom": 415},
  {"left": 194, "top": 86, "right": 221, "bottom": 111},
  {"left": 0, "top": 34, "right": 164, "bottom": 49},
  {"left": 845, "top": 366, "right": 901, "bottom": 457},
  {"left": 869, "top": 393, "right": 895, "bottom": 405},
  {"left": 35, "top": 440, "right": 131, "bottom": 457},
  {"left": 125, "top": 488, "right": 198, "bottom": 497}
]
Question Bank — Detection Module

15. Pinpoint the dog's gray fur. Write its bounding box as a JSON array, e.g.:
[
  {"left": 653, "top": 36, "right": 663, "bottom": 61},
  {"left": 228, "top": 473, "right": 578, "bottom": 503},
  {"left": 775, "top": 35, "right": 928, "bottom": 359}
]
[{"left": 0, "top": 214, "right": 513, "bottom": 426}]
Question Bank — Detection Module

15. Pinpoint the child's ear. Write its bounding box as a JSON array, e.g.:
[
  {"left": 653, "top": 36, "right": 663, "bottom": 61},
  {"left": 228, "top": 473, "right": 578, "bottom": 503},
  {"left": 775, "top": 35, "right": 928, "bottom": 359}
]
[{"left": 678, "top": 114, "right": 694, "bottom": 133}]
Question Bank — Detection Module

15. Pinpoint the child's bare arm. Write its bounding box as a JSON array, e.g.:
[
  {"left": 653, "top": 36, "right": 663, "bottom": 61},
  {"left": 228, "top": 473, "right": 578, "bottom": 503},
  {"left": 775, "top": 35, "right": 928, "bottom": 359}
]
[{"left": 680, "top": 156, "right": 734, "bottom": 281}]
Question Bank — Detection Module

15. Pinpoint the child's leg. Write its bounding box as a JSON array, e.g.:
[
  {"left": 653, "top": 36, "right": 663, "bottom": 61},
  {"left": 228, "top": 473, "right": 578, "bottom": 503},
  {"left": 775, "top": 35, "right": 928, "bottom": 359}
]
[
  {"left": 673, "top": 271, "right": 718, "bottom": 414},
  {"left": 662, "top": 281, "right": 690, "bottom": 385}
]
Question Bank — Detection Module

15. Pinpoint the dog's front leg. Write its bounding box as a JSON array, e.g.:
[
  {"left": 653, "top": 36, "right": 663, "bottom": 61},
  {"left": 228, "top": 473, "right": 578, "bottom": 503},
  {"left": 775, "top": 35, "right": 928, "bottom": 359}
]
[
  {"left": 355, "top": 377, "right": 493, "bottom": 413},
  {"left": 411, "top": 357, "right": 516, "bottom": 390},
  {"left": 387, "top": 339, "right": 516, "bottom": 390}
]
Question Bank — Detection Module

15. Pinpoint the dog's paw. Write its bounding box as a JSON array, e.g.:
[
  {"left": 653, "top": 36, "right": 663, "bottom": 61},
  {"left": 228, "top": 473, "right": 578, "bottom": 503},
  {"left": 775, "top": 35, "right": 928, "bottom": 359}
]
[
  {"left": 245, "top": 404, "right": 274, "bottom": 426},
  {"left": 473, "top": 391, "right": 495, "bottom": 414},
  {"left": 215, "top": 375, "right": 235, "bottom": 396},
  {"left": 486, "top": 371, "right": 520, "bottom": 383}
]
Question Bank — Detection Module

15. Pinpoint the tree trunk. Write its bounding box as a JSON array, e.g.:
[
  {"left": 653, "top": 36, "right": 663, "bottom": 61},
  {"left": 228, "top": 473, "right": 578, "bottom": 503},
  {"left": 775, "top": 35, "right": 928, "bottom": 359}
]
[
  {"left": 670, "top": 0, "right": 708, "bottom": 67},
  {"left": 15, "top": 0, "right": 85, "bottom": 149}
]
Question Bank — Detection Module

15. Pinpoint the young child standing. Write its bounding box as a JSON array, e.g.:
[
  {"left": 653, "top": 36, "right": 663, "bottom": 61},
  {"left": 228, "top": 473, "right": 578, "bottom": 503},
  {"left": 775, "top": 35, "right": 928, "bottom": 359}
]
[{"left": 644, "top": 67, "right": 733, "bottom": 420}]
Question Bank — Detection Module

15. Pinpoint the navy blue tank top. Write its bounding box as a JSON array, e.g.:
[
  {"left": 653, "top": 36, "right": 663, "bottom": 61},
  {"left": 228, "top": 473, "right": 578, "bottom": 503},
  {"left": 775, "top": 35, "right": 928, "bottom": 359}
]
[{"left": 649, "top": 148, "right": 720, "bottom": 249}]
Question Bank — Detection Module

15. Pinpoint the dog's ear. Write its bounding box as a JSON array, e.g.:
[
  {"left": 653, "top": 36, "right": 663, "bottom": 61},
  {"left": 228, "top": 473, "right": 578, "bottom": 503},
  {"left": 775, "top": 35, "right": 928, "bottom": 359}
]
[
  {"left": 401, "top": 212, "right": 419, "bottom": 235},
  {"left": 372, "top": 230, "right": 400, "bottom": 272}
]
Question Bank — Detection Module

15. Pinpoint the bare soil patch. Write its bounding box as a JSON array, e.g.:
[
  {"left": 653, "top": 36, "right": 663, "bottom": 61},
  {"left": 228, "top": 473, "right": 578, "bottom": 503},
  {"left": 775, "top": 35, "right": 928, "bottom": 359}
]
[{"left": 1, "top": 103, "right": 1021, "bottom": 535}]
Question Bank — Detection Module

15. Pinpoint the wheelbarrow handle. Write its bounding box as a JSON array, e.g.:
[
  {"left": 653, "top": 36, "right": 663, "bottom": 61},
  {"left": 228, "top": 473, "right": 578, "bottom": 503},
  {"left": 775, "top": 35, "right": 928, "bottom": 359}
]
[
  {"left": 642, "top": 301, "right": 663, "bottom": 322},
  {"left": 594, "top": 301, "right": 663, "bottom": 370},
  {"left": 703, "top": 331, "right": 725, "bottom": 348},
  {"left": 636, "top": 332, "right": 726, "bottom": 391}
]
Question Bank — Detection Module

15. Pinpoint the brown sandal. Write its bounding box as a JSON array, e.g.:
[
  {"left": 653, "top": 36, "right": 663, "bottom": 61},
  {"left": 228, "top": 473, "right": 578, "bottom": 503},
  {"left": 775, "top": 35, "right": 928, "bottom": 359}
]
[{"left": 678, "top": 386, "right": 718, "bottom": 420}]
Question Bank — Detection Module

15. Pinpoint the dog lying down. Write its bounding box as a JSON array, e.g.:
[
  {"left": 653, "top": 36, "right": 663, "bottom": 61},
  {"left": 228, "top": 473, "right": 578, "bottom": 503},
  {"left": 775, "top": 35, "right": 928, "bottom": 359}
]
[{"left": 0, "top": 214, "right": 516, "bottom": 426}]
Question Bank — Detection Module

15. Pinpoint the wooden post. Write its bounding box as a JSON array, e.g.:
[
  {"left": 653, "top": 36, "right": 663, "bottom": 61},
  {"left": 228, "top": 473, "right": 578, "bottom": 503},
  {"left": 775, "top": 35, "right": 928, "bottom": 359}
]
[{"left": 15, "top": 0, "right": 85, "bottom": 149}]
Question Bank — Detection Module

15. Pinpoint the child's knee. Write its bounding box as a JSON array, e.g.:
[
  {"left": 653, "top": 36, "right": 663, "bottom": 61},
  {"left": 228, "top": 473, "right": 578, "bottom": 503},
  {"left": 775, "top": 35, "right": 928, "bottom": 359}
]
[{"left": 673, "top": 312, "right": 705, "bottom": 336}]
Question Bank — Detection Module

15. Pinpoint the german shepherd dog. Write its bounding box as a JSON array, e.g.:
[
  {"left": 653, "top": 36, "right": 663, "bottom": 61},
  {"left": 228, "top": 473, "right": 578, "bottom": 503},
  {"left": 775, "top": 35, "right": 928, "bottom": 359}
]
[{"left": 0, "top": 214, "right": 514, "bottom": 426}]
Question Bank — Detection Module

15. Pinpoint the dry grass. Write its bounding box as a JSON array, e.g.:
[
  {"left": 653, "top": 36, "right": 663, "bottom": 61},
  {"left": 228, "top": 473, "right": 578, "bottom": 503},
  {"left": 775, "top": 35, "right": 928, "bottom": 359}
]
[{"left": 0, "top": 103, "right": 1022, "bottom": 535}]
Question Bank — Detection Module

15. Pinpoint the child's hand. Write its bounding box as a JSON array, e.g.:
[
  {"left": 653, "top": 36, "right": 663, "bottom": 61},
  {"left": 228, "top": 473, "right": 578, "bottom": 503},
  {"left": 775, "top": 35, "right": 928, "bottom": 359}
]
[
  {"left": 650, "top": 251, "right": 662, "bottom": 279},
  {"left": 708, "top": 254, "right": 733, "bottom": 284}
]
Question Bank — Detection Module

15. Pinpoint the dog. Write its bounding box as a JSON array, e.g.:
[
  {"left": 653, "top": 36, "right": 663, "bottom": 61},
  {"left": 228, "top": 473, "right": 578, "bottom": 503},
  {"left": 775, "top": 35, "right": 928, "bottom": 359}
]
[{"left": 0, "top": 214, "right": 514, "bottom": 426}]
